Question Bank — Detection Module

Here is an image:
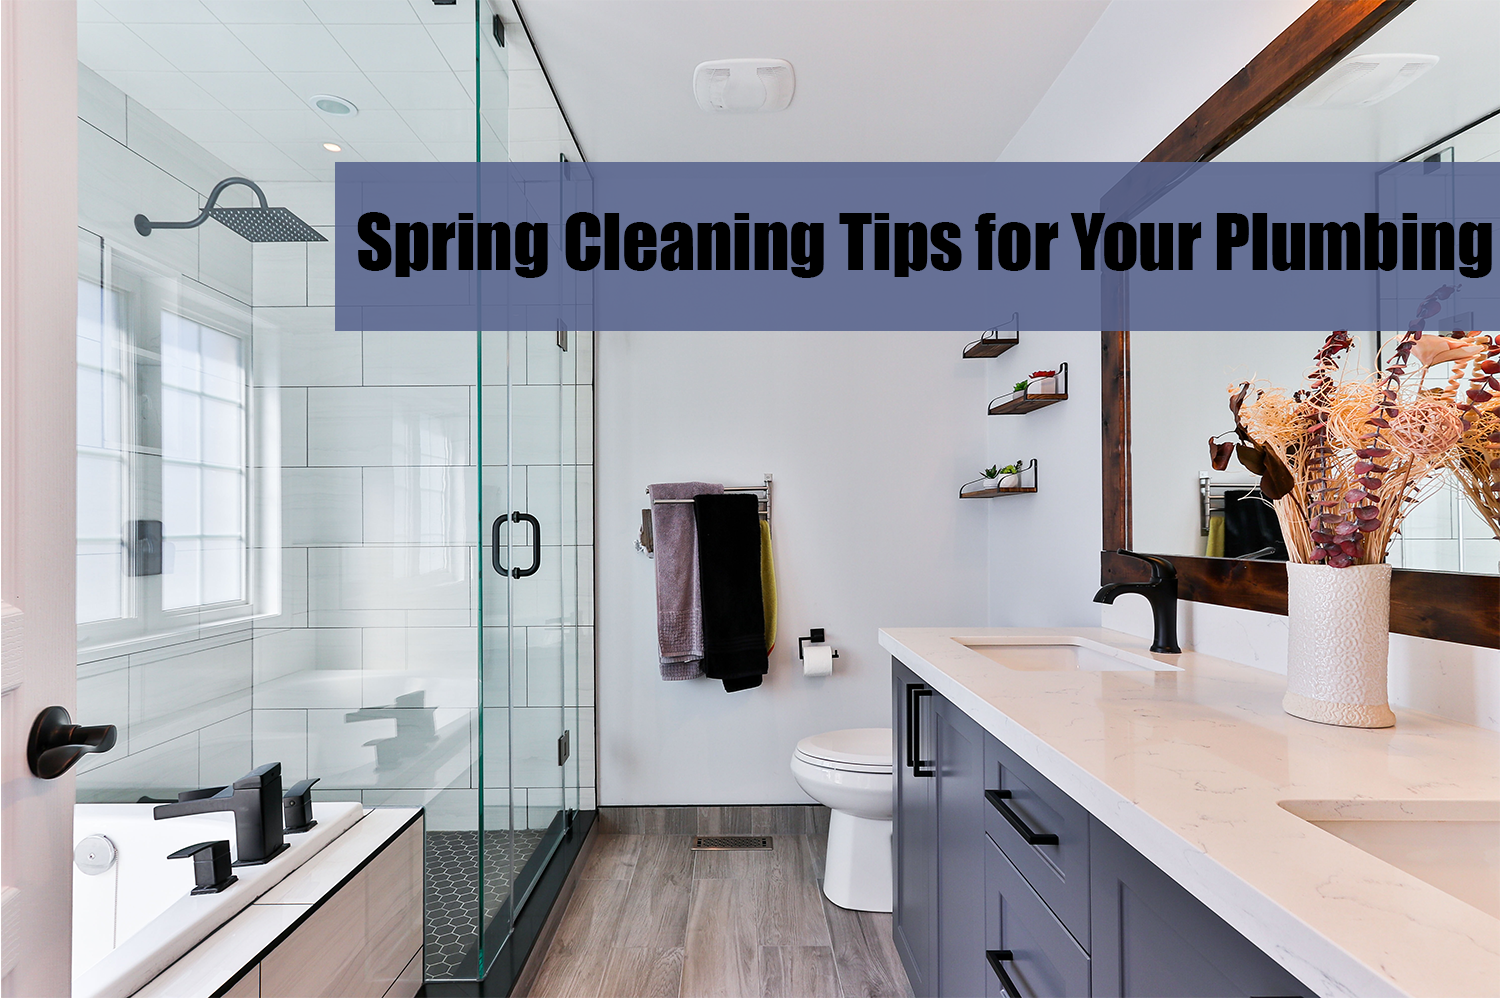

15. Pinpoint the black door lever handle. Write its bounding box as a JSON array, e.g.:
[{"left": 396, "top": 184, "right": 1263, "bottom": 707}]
[{"left": 28, "top": 706, "right": 117, "bottom": 779}]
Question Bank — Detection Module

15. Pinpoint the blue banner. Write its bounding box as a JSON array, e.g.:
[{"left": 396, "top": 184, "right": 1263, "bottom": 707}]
[{"left": 333, "top": 162, "right": 1499, "bottom": 332}]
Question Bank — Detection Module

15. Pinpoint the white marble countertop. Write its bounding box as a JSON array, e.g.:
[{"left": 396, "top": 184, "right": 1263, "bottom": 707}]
[{"left": 878, "top": 627, "right": 1500, "bottom": 998}]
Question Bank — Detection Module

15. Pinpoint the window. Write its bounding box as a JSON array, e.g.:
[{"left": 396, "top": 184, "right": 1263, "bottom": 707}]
[
  {"left": 76, "top": 240, "right": 259, "bottom": 651},
  {"left": 76, "top": 278, "right": 131, "bottom": 624},
  {"left": 159, "top": 312, "right": 249, "bottom": 609}
]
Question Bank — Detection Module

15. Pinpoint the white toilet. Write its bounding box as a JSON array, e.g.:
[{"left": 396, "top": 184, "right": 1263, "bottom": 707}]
[{"left": 790, "top": 728, "right": 893, "bottom": 913}]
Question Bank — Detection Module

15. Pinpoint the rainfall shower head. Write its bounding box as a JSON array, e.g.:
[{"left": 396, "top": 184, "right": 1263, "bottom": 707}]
[{"left": 134, "top": 177, "right": 327, "bottom": 243}]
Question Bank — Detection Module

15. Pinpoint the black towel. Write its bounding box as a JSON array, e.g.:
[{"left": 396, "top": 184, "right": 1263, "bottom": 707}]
[
  {"left": 693, "top": 493, "right": 769, "bottom": 692},
  {"left": 1223, "top": 489, "right": 1289, "bottom": 560}
]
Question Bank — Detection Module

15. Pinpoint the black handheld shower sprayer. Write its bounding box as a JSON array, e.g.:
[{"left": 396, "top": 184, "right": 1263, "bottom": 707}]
[{"left": 135, "top": 177, "right": 327, "bottom": 243}]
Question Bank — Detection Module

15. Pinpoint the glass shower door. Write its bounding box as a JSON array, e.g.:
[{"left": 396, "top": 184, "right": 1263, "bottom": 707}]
[
  {"left": 479, "top": 322, "right": 572, "bottom": 971},
  {"left": 74, "top": 1, "right": 592, "bottom": 988}
]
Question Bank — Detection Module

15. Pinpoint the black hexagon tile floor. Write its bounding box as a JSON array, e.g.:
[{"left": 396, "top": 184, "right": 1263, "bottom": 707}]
[{"left": 424, "top": 828, "right": 549, "bottom": 979}]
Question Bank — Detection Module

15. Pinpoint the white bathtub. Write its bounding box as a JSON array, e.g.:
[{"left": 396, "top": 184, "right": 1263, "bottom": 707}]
[{"left": 72, "top": 800, "right": 362, "bottom": 998}]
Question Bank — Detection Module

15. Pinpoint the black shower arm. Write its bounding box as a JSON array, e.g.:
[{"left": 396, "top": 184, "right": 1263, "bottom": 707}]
[{"left": 135, "top": 177, "right": 270, "bottom": 235}]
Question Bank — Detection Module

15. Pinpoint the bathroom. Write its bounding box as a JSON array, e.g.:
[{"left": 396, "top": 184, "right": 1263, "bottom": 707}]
[{"left": 2, "top": 1, "right": 1498, "bottom": 996}]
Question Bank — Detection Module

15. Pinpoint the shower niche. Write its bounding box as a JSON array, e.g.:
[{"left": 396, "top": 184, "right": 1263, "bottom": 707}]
[{"left": 73, "top": 1, "right": 593, "bottom": 991}]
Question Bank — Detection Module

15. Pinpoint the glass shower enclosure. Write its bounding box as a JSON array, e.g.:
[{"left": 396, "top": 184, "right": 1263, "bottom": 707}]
[{"left": 73, "top": 0, "right": 593, "bottom": 988}]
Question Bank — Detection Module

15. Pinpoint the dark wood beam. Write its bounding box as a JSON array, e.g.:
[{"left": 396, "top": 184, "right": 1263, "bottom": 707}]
[{"left": 1144, "top": 0, "right": 1415, "bottom": 163}]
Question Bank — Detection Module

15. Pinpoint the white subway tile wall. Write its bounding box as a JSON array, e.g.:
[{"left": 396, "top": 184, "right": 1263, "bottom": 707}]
[{"left": 75, "top": 68, "right": 596, "bottom": 832}]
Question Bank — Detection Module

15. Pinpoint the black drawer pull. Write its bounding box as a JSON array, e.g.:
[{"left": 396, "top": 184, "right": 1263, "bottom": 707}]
[
  {"left": 986, "top": 789, "right": 1059, "bottom": 846},
  {"left": 906, "top": 685, "right": 935, "bottom": 777},
  {"left": 986, "top": 950, "right": 1026, "bottom": 997}
]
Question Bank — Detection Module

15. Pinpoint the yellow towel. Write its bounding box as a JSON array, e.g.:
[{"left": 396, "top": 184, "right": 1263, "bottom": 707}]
[
  {"left": 1205, "top": 514, "right": 1226, "bottom": 558},
  {"left": 760, "top": 519, "right": 777, "bottom": 653}
]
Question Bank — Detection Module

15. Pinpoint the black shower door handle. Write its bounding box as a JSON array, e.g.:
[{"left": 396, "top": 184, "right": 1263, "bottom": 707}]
[{"left": 491, "top": 511, "right": 542, "bottom": 579}]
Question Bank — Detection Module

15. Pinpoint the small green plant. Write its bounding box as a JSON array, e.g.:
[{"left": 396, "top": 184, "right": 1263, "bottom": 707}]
[
  {"left": 982, "top": 460, "right": 1024, "bottom": 479},
  {"left": 1013, "top": 379, "right": 1030, "bottom": 393}
]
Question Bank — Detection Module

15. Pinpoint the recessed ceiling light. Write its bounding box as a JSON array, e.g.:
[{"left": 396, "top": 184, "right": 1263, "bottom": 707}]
[
  {"left": 323, "top": 142, "right": 342, "bottom": 153},
  {"left": 309, "top": 94, "right": 358, "bottom": 117}
]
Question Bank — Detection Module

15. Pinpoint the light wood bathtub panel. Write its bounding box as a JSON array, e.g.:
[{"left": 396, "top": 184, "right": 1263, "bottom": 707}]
[{"left": 260, "top": 872, "right": 367, "bottom": 997}]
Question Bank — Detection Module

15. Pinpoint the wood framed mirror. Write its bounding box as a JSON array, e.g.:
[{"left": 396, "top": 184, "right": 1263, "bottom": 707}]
[{"left": 1099, "top": 0, "right": 1499, "bottom": 648}]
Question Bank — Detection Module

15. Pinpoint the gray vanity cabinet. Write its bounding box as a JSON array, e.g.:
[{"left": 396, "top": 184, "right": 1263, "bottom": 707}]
[
  {"left": 934, "top": 694, "right": 989, "bottom": 998},
  {"left": 893, "top": 659, "right": 990, "bottom": 998},
  {"left": 1090, "top": 821, "right": 1311, "bottom": 998},
  {"left": 890, "top": 656, "right": 1313, "bottom": 998},
  {"left": 893, "top": 659, "right": 939, "bottom": 997}
]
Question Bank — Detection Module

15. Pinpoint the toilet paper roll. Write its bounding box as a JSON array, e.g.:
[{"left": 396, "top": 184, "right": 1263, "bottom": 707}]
[{"left": 803, "top": 645, "right": 834, "bottom": 677}]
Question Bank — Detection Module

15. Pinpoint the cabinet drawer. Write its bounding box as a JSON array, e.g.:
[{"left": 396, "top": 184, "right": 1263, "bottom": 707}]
[
  {"left": 986, "top": 833, "right": 1090, "bottom": 998},
  {"left": 985, "top": 736, "right": 1090, "bottom": 950}
]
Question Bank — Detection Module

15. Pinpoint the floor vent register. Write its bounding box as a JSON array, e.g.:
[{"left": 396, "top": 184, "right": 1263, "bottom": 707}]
[{"left": 691, "top": 835, "right": 773, "bottom": 851}]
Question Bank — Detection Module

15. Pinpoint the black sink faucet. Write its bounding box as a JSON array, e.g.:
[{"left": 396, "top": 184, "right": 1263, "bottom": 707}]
[
  {"left": 1093, "top": 550, "right": 1182, "bottom": 655},
  {"left": 153, "top": 762, "right": 287, "bottom": 866}
]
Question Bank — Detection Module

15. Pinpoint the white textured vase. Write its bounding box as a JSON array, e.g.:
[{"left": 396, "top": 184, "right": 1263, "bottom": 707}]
[{"left": 1284, "top": 562, "right": 1396, "bottom": 728}]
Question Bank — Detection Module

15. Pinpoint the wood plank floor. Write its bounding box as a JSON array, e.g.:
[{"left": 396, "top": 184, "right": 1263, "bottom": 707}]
[{"left": 523, "top": 832, "right": 913, "bottom": 998}]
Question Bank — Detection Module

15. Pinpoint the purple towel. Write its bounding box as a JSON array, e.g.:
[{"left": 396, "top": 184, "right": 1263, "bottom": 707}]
[{"left": 649, "top": 482, "right": 723, "bottom": 679}]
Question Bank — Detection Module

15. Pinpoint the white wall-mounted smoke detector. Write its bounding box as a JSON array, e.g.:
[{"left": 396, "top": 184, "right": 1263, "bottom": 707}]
[
  {"left": 692, "top": 58, "right": 795, "bottom": 113},
  {"left": 1298, "top": 53, "right": 1439, "bottom": 108}
]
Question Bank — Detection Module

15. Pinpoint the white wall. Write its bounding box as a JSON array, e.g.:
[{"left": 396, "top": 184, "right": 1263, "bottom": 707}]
[
  {"left": 590, "top": 1, "right": 1498, "bottom": 811},
  {"left": 596, "top": 331, "right": 989, "bottom": 804},
  {"left": 983, "top": 334, "right": 1104, "bottom": 628}
]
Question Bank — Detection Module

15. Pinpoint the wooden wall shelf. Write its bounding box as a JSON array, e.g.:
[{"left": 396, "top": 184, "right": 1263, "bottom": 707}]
[
  {"left": 988, "top": 362, "right": 1068, "bottom": 415},
  {"left": 959, "top": 459, "right": 1038, "bottom": 498},
  {"left": 989, "top": 393, "right": 1065, "bottom": 415},
  {"left": 959, "top": 485, "right": 1037, "bottom": 499},
  {"left": 963, "top": 337, "right": 1019, "bottom": 359},
  {"left": 963, "top": 316, "right": 1021, "bottom": 358}
]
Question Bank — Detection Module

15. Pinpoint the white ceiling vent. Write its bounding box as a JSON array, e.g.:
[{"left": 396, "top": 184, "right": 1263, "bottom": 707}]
[
  {"left": 1297, "top": 53, "right": 1439, "bottom": 108},
  {"left": 693, "top": 59, "right": 795, "bottom": 113}
]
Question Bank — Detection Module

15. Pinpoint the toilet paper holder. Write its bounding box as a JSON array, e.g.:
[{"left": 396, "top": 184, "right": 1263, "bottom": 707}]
[{"left": 798, "top": 629, "right": 839, "bottom": 660}]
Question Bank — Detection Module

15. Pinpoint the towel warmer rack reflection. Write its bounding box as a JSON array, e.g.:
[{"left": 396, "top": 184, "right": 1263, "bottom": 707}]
[{"left": 1199, "top": 475, "right": 1262, "bottom": 535}]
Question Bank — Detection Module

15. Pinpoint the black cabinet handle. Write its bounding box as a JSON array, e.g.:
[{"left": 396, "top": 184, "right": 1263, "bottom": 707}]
[
  {"left": 904, "top": 684, "right": 918, "bottom": 769},
  {"left": 986, "top": 789, "right": 1059, "bottom": 846},
  {"left": 905, "top": 685, "right": 935, "bottom": 777},
  {"left": 491, "top": 512, "right": 542, "bottom": 579},
  {"left": 986, "top": 950, "right": 1026, "bottom": 997}
]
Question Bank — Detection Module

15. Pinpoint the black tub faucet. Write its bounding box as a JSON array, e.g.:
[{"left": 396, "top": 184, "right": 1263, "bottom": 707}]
[
  {"left": 153, "top": 762, "right": 288, "bottom": 866},
  {"left": 1093, "top": 550, "right": 1182, "bottom": 655}
]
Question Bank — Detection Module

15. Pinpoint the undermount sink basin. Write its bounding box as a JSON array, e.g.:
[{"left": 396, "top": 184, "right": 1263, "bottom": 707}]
[
  {"left": 956, "top": 637, "right": 1182, "bottom": 673},
  {"left": 1280, "top": 799, "right": 1500, "bottom": 918}
]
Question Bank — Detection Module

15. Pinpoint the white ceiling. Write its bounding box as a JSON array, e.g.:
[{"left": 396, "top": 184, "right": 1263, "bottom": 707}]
[
  {"left": 514, "top": 0, "right": 1110, "bottom": 161},
  {"left": 79, "top": 0, "right": 578, "bottom": 183},
  {"left": 997, "top": 0, "right": 1318, "bottom": 161},
  {"left": 1219, "top": 0, "right": 1500, "bottom": 163}
]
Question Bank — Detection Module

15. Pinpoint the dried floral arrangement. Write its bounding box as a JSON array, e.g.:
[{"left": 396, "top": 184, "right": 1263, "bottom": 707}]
[
  {"left": 1445, "top": 332, "right": 1500, "bottom": 539},
  {"left": 1211, "top": 285, "right": 1494, "bottom": 568}
]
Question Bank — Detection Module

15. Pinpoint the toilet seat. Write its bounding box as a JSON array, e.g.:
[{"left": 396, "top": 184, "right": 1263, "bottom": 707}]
[
  {"left": 790, "top": 727, "right": 894, "bottom": 913},
  {"left": 793, "top": 728, "right": 892, "bottom": 773}
]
